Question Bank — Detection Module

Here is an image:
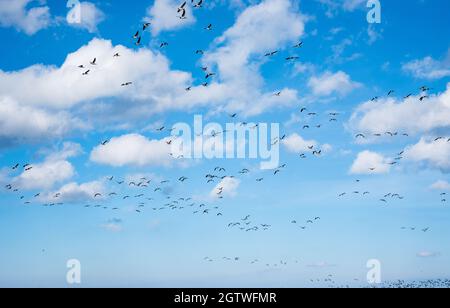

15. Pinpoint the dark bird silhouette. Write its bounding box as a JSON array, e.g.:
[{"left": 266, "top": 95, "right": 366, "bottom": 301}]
[
  {"left": 143, "top": 22, "right": 151, "bottom": 31},
  {"left": 264, "top": 50, "right": 278, "bottom": 57}
]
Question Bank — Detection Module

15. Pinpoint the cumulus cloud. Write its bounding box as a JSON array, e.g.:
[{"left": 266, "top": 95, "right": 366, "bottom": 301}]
[
  {"left": 0, "top": 1, "right": 310, "bottom": 145},
  {"left": 282, "top": 133, "right": 318, "bottom": 153},
  {"left": 201, "top": 0, "right": 305, "bottom": 115},
  {"left": 404, "top": 138, "right": 450, "bottom": 172},
  {"left": 348, "top": 83, "right": 450, "bottom": 140},
  {"left": 90, "top": 134, "right": 173, "bottom": 167},
  {"left": 66, "top": 1, "right": 105, "bottom": 33},
  {"left": 210, "top": 177, "right": 240, "bottom": 198},
  {"left": 0, "top": 38, "right": 191, "bottom": 109},
  {"left": 0, "top": 0, "right": 51, "bottom": 35},
  {"left": 145, "top": 0, "right": 195, "bottom": 36},
  {"left": 350, "top": 150, "right": 391, "bottom": 175},
  {"left": 12, "top": 142, "right": 82, "bottom": 190},
  {"left": 0, "top": 0, "right": 313, "bottom": 150},
  {"left": 282, "top": 133, "right": 332, "bottom": 155},
  {"left": 308, "top": 71, "right": 361, "bottom": 97},
  {"left": 430, "top": 180, "right": 450, "bottom": 191},
  {"left": 0, "top": 97, "right": 86, "bottom": 144},
  {"left": 402, "top": 49, "right": 450, "bottom": 80},
  {"left": 43, "top": 180, "right": 105, "bottom": 203}
]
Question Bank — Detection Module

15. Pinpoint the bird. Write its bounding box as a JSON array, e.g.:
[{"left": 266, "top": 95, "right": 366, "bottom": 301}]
[
  {"left": 178, "top": 1, "right": 186, "bottom": 12},
  {"left": 82, "top": 70, "right": 90, "bottom": 76},
  {"left": 121, "top": 82, "right": 133, "bottom": 87},
  {"left": 90, "top": 58, "right": 97, "bottom": 65},
  {"left": 143, "top": 22, "right": 151, "bottom": 31},
  {"left": 205, "top": 24, "right": 213, "bottom": 31},
  {"left": 205, "top": 72, "right": 215, "bottom": 79},
  {"left": 293, "top": 41, "right": 303, "bottom": 48},
  {"left": 193, "top": 0, "right": 203, "bottom": 8},
  {"left": 264, "top": 51, "right": 278, "bottom": 57},
  {"left": 135, "top": 36, "right": 142, "bottom": 46}
]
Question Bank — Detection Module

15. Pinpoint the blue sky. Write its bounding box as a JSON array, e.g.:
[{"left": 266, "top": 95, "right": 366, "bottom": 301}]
[{"left": 0, "top": 0, "right": 449, "bottom": 287}]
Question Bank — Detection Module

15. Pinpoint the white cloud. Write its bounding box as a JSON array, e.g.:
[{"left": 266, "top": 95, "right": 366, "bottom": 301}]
[
  {"left": 12, "top": 142, "right": 82, "bottom": 190},
  {"left": 0, "top": 97, "right": 86, "bottom": 143},
  {"left": 145, "top": 0, "right": 196, "bottom": 36},
  {"left": 403, "top": 50, "right": 450, "bottom": 80},
  {"left": 404, "top": 138, "right": 450, "bottom": 172},
  {"left": 317, "top": 0, "right": 366, "bottom": 17},
  {"left": 0, "top": 0, "right": 311, "bottom": 146},
  {"left": 43, "top": 180, "right": 105, "bottom": 203},
  {"left": 308, "top": 71, "right": 361, "bottom": 97},
  {"left": 430, "top": 180, "right": 450, "bottom": 191},
  {"left": 417, "top": 251, "right": 440, "bottom": 258},
  {"left": 90, "top": 134, "right": 173, "bottom": 167},
  {"left": 367, "top": 24, "right": 382, "bottom": 45},
  {"left": 307, "top": 261, "right": 336, "bottom": 268},
  {"left": 0, "top": 38, "right": 191, "bottom": 109},
  {"left": 282, "top": 133, "right": 318, "bottom": 153},
  {"left": 282, "top": 133, "right": 332, "bottom": 154},
  {"left": 342, "top": 0, "right": 366, "bottom": 11},
  {"left": 348, "top": 83, "right": 450, "bottom": 139},
  {"left": 101, "top": 218, "right": 123, "bottom": 232},
  {"left": 350, "top": 150, "right": 391, "bottom": 175},
  {"left": 210, "top": 177, "right": 240, "bottom": 198},
  {"left": 67, "top": 2, "right": 105, "bottom": 33},
  {"left": 201, "top": 0, "right": 305, "bottom": 115},
  {"left": 0, "top": 0, "right": 51, "bottom": 35}
]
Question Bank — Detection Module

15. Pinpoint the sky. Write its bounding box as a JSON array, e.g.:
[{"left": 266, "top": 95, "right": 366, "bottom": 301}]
[{"left": 0, "top": 0, "right": 449, "bottom": 288}]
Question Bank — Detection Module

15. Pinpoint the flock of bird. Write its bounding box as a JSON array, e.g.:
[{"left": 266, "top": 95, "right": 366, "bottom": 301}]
[{"left": 1, "top": 0, "right": 449, "bottom": 288}]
